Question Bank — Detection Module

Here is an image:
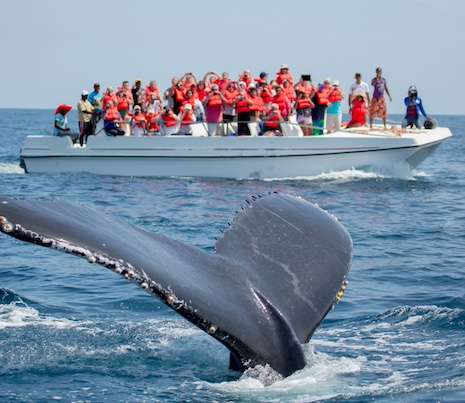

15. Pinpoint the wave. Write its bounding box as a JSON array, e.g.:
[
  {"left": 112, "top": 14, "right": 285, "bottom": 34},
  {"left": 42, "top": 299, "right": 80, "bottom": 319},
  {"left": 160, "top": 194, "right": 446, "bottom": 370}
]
[{"left": 0, "top": 162, "right": 24, "bottom": 174}]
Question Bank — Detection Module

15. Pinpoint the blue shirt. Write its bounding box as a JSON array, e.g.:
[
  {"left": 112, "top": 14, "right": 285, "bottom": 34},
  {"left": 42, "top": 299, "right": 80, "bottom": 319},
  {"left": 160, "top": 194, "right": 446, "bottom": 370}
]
[
  {"left": 88, "top": 91, "right": 103, "bottom": 108},
  {"left": 404, "top": 96, "right": 427, "bottom": 119},
  {"left": 327, "top": 101, "right": 342, "bottom": 115}
]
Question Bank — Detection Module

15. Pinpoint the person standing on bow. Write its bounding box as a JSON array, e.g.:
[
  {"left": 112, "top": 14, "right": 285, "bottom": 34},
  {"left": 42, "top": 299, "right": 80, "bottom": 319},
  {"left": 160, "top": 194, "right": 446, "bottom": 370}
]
[
  {"left": 349, "top": 73, "right": 370, "bottom": 113},
  {"left": 77, "top": 90, "right": 95, "bottom": 146},
  {"left": 369, "top": 67, "right": 392, "bottom": 129}
]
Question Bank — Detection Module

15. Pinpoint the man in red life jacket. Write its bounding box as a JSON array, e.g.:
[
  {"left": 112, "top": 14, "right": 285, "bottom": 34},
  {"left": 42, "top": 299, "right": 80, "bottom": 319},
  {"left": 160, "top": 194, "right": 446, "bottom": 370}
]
[
  {"left": 282, "top": 80, "right": 296, "bottom": 104},
  {"left": 276, "top": 64, "right": 294, "bottom": 86},
  {"left": 222, "top": 81, "right": 238, "bottom": 123},
  {"left": 103, "top": 101, "right": 125, "bottom": 137},
  {"left": 235, "top": 90, "right": 252, "bottom": 136},
  {"left": 272, "top": 86, "right": 291, "bottom": 120},
  {"left": 178, "top": 104, "right": 196, "bottom": 135},
  {"left": 295, "top": 76, "right": 315, "bottom": 98},
  {"left": 203, "top": 84, "right": 225, "bottom": 136},
  {"left": 145, "top": 81, "right": 160, "bottom": 102},
  {"left": 248, "top": 87, "right": 265, "bottom": 121},
  {"left": 238, "top": 70, "right": 253, "bottom": 87},
  {"left": 311, "top": 82, "right": 331, "bottom": 136},
  {"left": 145, "top": 108, "right": 161, "bottom": 135},
  {"left": 160, "top": 106, "right": 180, "bottom": 136}
]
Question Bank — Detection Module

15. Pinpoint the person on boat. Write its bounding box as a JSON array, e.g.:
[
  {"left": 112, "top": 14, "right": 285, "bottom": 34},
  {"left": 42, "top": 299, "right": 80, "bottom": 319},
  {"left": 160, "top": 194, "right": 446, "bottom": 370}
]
[
  {"left": 216, "top": 72, "right": 231, "bottom": 92},
  {"left": 88, "top": 83, "right": 103, "bottom": 121},
  {"left": 326, "top": 80, "right": 344, "bottom": 133},
  {"left": 402, "top": 86, "right": 428, "bottom": 129},
  {"left": 102, "top": 87, "right": 117, "bottom": 111},
  {"left": 117, "top": 81, "right": 134, "bottom": 109},
  {"left": 77, "top": 90, "right": 95, "bottom": 146},
  {"left": 276, "top": 64, "right": 294, "bottom": 86},
  {"left": 54, "top": 104, "right": 76, "bottom": 140},
  {"left": 235, "top": 90, "right": 252, "bottom": 136},
  {"left": 178, "top": 104, "right": 196, "bottom": 135},
  {"left": 272, "top": 86, "right": 291, "bottom": 121},
  {"left": 295, "top": 75, "right": 315, "bottom": 98},
  {"left": 103, "top": 101, "right": 125, "bottom": 136},
  {"left": 196, "top": 80, "right": 208, "bottom": 103},
  {"left": 248, "top": 87, "right": 265, "bottom": 122},
  {"left": 349, "top": 73, "right": 370, "bottom": 111},
  {"left": 131, "top": 79, "right": 144, "bottom": 109},
  {"left": 282, "top": 80, "right": 296, "bottom": 104},
  {"left": 255, "top": 72, "right": 268, "bottom": 85},
  {"left": 295, "top": 92, "right": 314, "bottom": 136},
  {"left": 222, "top": 81, "right": 238, "bottom": 124},
  {"left": 369, "top": 67, "right": 392, "bottom": 129},
  {"left": 311, "top": 83, "right": 331, "bottom": 136},
  {"left": 262, "top": 104, "right": 284, "bottom": 136},
  {"left": 145, "top": 80, "right": 160, "bottom": 102},
  {"left": 172, "top": 80, "right": 186, "bottom": 114},
  {"left": 238, "top": 70, "right": 253, "bottom": 87},
  {"left": 145, "top": 106, "right": 161, "bottom": 136},
  {"left": 346, "top": 94, "right": 368, "bottom": 128},
  {"left": 259, "top": 80, "right": 273, "bottom": 109},
  {"left": 160, "top": 106, "right": 180, "bottom": 136},
  {"left": 130, "top": 105, "right": 147, "bottom": 137},
  {"left": 203, "top": 84, "right": 225, "bottom": 136}
]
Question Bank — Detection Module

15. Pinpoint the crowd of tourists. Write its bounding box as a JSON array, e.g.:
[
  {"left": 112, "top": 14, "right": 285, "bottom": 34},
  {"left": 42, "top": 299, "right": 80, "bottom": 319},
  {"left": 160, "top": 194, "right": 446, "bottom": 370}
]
[{"left": 53, "top": 65, "right": 430, "bottom": 145}]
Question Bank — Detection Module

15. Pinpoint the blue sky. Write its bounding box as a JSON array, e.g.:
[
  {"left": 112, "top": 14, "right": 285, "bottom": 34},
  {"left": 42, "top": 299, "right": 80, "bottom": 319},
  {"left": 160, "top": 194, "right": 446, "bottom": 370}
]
[{"left": 1, "top": 0, "right": 464, "bottom": 114}]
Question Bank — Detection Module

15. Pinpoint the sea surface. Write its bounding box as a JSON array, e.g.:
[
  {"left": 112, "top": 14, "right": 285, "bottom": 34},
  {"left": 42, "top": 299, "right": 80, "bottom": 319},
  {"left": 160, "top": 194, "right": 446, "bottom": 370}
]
[{"left": 0, "top": 109, "right": 464, "bottom": 402}]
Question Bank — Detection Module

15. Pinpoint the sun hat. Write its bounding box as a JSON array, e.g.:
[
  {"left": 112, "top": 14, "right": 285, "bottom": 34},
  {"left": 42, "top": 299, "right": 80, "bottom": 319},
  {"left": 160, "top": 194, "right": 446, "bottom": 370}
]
[
  {"left": 81, "top": 90, "right": 89, "bottom": 96},
  {"left": 55, "top": 104, "right": 72, "bottom": 115},
  {"left": 280, "top": 64, "right": 289, "bottom": 69}
]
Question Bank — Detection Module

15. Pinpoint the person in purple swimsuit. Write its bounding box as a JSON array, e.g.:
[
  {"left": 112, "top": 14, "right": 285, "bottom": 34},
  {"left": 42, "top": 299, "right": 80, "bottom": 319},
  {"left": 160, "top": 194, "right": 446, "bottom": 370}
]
[{"left": 369, "top": 67, "right": 392, "bottom": 129}]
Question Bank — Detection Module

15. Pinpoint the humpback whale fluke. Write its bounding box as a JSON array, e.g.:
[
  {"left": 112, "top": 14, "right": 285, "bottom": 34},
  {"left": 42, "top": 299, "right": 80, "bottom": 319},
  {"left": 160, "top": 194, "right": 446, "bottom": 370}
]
[{"left": 0, "top": 193, "right": 352, "bottom": 377}]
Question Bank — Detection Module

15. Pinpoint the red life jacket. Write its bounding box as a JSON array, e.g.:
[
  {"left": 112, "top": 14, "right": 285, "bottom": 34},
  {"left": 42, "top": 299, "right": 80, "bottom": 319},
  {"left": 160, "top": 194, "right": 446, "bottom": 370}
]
[
  {"left": 283, "top": 86, "right": 296, "bottom": 102},
  {"left": 276, "top": 72, "right": 294, "bottom": 85},
  {"left": 316, "top": 88, "right": 331, "bottom": 106},
  {"left": 329, "top": 88, "right": 343, "bottom": 103},
  {"left": 272, "top": 94, "right": 290, "bottom": 117},
  {"left": 162, "top": 112, "right": 178, "bottom": 128},
  {"left": 181, "top": 110, "right": 195, "bottom": 126},
  {"left": 295, "top": 83, "right": 314, "bottom": 97},
  {"left": 146, "top": 113, "right": 160, "bottom": 131},
  {"left": 207, "top": 94, "right": 223, "bottom": 107},
  {"left": 173, "top": 87, "right": 185, "bottom": 103},
  {"left": 117, "top": 100, "right": 129, "bottom": 112},
  {"left": 133, "top": 113, "right": 146, "bottom": 128},
  {"left": 223, "top": 89, "right": 238, "bottom": 106},
  {"left": 249, "top": 95, "right": 264, "bottom": 112},
  {"left": 239, "top": 74, "right": 252, "bottom": 86},
  {"left": 264, "top": 112, "right": 281, "bottom": 130},
  {"left": 196, "top": 87, "right": 207, "bottom": 102},
  {"left": 104, "top": 106, "right": 120, "bottom": 121},
  {"left": 261, "top": 87, "right": 273, "bottom": 104},
  {"left": 296, "top": 98, "right": 313, "bottom": 110},
  {"left": 183, "top": 95, "right": 196, "bottom": 108},
  {"left": 236, "top": 98, "right": 250, "bottom": 114},
  {"left": 350, "top": 98, "right": 367, "bottom": 125}
]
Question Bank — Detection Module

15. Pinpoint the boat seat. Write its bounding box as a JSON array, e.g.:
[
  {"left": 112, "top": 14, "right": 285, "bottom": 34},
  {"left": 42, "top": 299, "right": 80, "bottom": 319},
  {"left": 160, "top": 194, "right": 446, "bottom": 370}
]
[{"left": 281, "top": 123, "right": 304, "bottom": 137}]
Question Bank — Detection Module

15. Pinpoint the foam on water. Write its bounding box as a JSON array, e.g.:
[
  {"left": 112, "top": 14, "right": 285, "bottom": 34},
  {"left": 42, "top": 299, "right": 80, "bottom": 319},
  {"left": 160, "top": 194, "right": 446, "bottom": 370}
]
[{"left": 0, "top": 163, "right": 24, "bottom": 174}]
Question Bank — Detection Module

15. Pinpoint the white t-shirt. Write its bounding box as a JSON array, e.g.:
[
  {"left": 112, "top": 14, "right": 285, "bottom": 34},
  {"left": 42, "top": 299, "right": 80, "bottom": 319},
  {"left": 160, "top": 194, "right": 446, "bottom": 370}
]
[{"left": 350, "top": 81, "right": 370, "bottom": 97}]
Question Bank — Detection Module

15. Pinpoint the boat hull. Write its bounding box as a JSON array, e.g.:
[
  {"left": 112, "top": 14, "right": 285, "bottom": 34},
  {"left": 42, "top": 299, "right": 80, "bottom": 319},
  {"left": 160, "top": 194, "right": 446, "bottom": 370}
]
[{"left": 20, "top": 128, "right": 452, "bottom": 179}]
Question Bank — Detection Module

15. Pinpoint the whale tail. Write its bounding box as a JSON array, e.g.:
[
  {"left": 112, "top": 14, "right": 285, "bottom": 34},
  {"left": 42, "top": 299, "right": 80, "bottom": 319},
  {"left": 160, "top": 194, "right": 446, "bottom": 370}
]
[{"left": 0, "top": 193, "right": 352, "bottom": 377}]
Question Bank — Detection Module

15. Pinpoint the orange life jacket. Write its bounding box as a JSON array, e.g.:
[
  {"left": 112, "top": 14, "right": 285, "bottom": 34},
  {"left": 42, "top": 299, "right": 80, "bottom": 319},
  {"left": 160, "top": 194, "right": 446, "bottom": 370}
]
[
  {"left": 272, "top": 94, "right": 290, "bottom": 117},
  {"left": 181, "top": 110, "right": 195, "bottom": 126},
  {"left": 223, "top": 89, "right": 238, "bottom": 106},
  {"left": 276, "top": 72, "right": 294, "bottom": 85},
  {"left": 173, "top": 87, "right": 185, "bottom": 103},
  {"left": 104, "top": 106, "right": 120, "bottom": 121},
  {"left": 117, "top": 100, "right": 129, "bottom": 112},
  {"left": 264, "top": 112, "right": 281, "bottom": 130},
  {"left": 296, "top": 98, "right": 314, "bottom": 110},
  {"left": 162, "top": 112, "right": 178, "bottom": 128},
  {"left": 316, "top": 88, "right": 331, "bottom": 106},
  {"left": 236, "top": 98, "right": 251, "bottom": 114},
  {"left": 207, "top": 94, "right": 223, "bottom": 107},
  {"left": 249, "top": 95, "right": 264, "bottom": 112},
  {"left": 329, "top": 88, "right": 343, "bottom": 103},
  {"left": 295, "top": 83, "right": 314, "bottom": 97},
  {"left": 132, "top": 113, "right": 146, "bottom": 128},
  {"left": 261, "top": 87, "right": 273, "bottom": 104},
  {"left": 146, "top": 113, "right": 160, "bottom": 131},
  {"left": 283, "top": 86, "right": 296, "bottom": 102}
]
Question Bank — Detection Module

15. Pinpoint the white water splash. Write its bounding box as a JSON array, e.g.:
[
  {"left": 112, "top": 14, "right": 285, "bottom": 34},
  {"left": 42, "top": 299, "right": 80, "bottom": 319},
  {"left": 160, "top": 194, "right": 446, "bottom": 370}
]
[
  {"left": 0, "top": 302, "right": 78, "bottom": 330},
  {"left": 0, "top": 163, "right": 24, "bottom": 174}
]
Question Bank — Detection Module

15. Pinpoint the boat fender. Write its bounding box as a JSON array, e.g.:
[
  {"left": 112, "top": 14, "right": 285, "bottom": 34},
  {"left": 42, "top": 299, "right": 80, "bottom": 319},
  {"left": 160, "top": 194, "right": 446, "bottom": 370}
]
[{"left": 424, "top": 117, "right": 437, "bottom": 130}]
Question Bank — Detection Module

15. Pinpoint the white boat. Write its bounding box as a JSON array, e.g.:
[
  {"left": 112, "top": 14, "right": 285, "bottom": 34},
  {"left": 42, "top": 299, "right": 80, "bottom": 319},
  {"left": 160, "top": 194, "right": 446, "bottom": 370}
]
[{"left": 20, "top": 123, "right": 452, "bottom": 179}]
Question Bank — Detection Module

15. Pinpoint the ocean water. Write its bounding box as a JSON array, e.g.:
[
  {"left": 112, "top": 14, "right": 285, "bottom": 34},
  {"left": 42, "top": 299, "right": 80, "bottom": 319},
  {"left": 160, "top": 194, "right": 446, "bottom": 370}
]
[{"left": 0, "top": 109, "right": 464, "bottom": 402}]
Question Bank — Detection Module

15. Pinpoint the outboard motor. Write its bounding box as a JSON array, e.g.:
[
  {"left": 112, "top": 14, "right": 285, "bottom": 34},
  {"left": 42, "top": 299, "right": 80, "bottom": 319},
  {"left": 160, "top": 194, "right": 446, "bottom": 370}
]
[{"left": 424, "top": 117, "right": 437, "bottom": 130}]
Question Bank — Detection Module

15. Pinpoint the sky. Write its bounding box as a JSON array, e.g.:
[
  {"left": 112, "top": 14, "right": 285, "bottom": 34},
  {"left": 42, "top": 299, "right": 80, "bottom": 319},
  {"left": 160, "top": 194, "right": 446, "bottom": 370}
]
[{"left": 1, "top": 0, "right": 464, "bottom": 114}]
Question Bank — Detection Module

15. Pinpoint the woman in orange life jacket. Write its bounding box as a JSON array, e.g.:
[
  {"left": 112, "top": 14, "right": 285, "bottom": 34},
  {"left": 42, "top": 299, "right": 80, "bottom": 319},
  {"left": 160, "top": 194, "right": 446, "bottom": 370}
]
[
  {"left": 248, "top": 86, "right": 265, "bottom": 122},
  {"left": 276, "top": 64, "right": 294, "bottom": 86},
  {"left": 145, "top": 106, "right": 161, "bottom": 136},
  {"left": 172, "top": 80, "right": 186, "bottom": 114},
  {"left": 160, "top": 106, "right": 180, "bottom": 136},
  {"left": 130, "top": 105, "right": 147, "bottom": 137},
  {"left": 262, "top": 103, "right": 284, "bottom": 136},
  {"left": 295, "top": 91, "right": 315, "bottom": 136},
  {"left": 203, "top": 84, "right": 226, "bottom": 136},
  {"left": 272, "top": 86, "right": 291, "bottom": 120},
  {"left": 102, "top": 87, "right": 118, "bottom": 112},
  {"left": 222, "top": 81, "right": 238, "bottom": 123},
  {"left": 259, "top": 81, "right": 273, "bottom": 110},
  {"left": 238, "top": 70, "right": 253, "bottom": 87},
  {"left": 311, "top": 81, "right": 332, "bottom": 135},
  {"left": 295, "top": 75, "right": 315, "bottom": 99},
  {"left": 116, "top": 92, "right": 131, "bottom": 135},
  {"left": 235, "top": 89, "right": 253, "bottom": 136},
  {"left": 178, "top": 104, "right": 196, "bottom": 135},
  {"left": 282, "top": 80, "right": 296, "bottom": 104},
  {"left": 103, "top": 101, "right": 125, "bottom": 137},
  {"left": 326, "top": 80, "right": 344, "bottom": 133},
  {"left": 196, "top": 81, "right": 208, "bottom": 102}
]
